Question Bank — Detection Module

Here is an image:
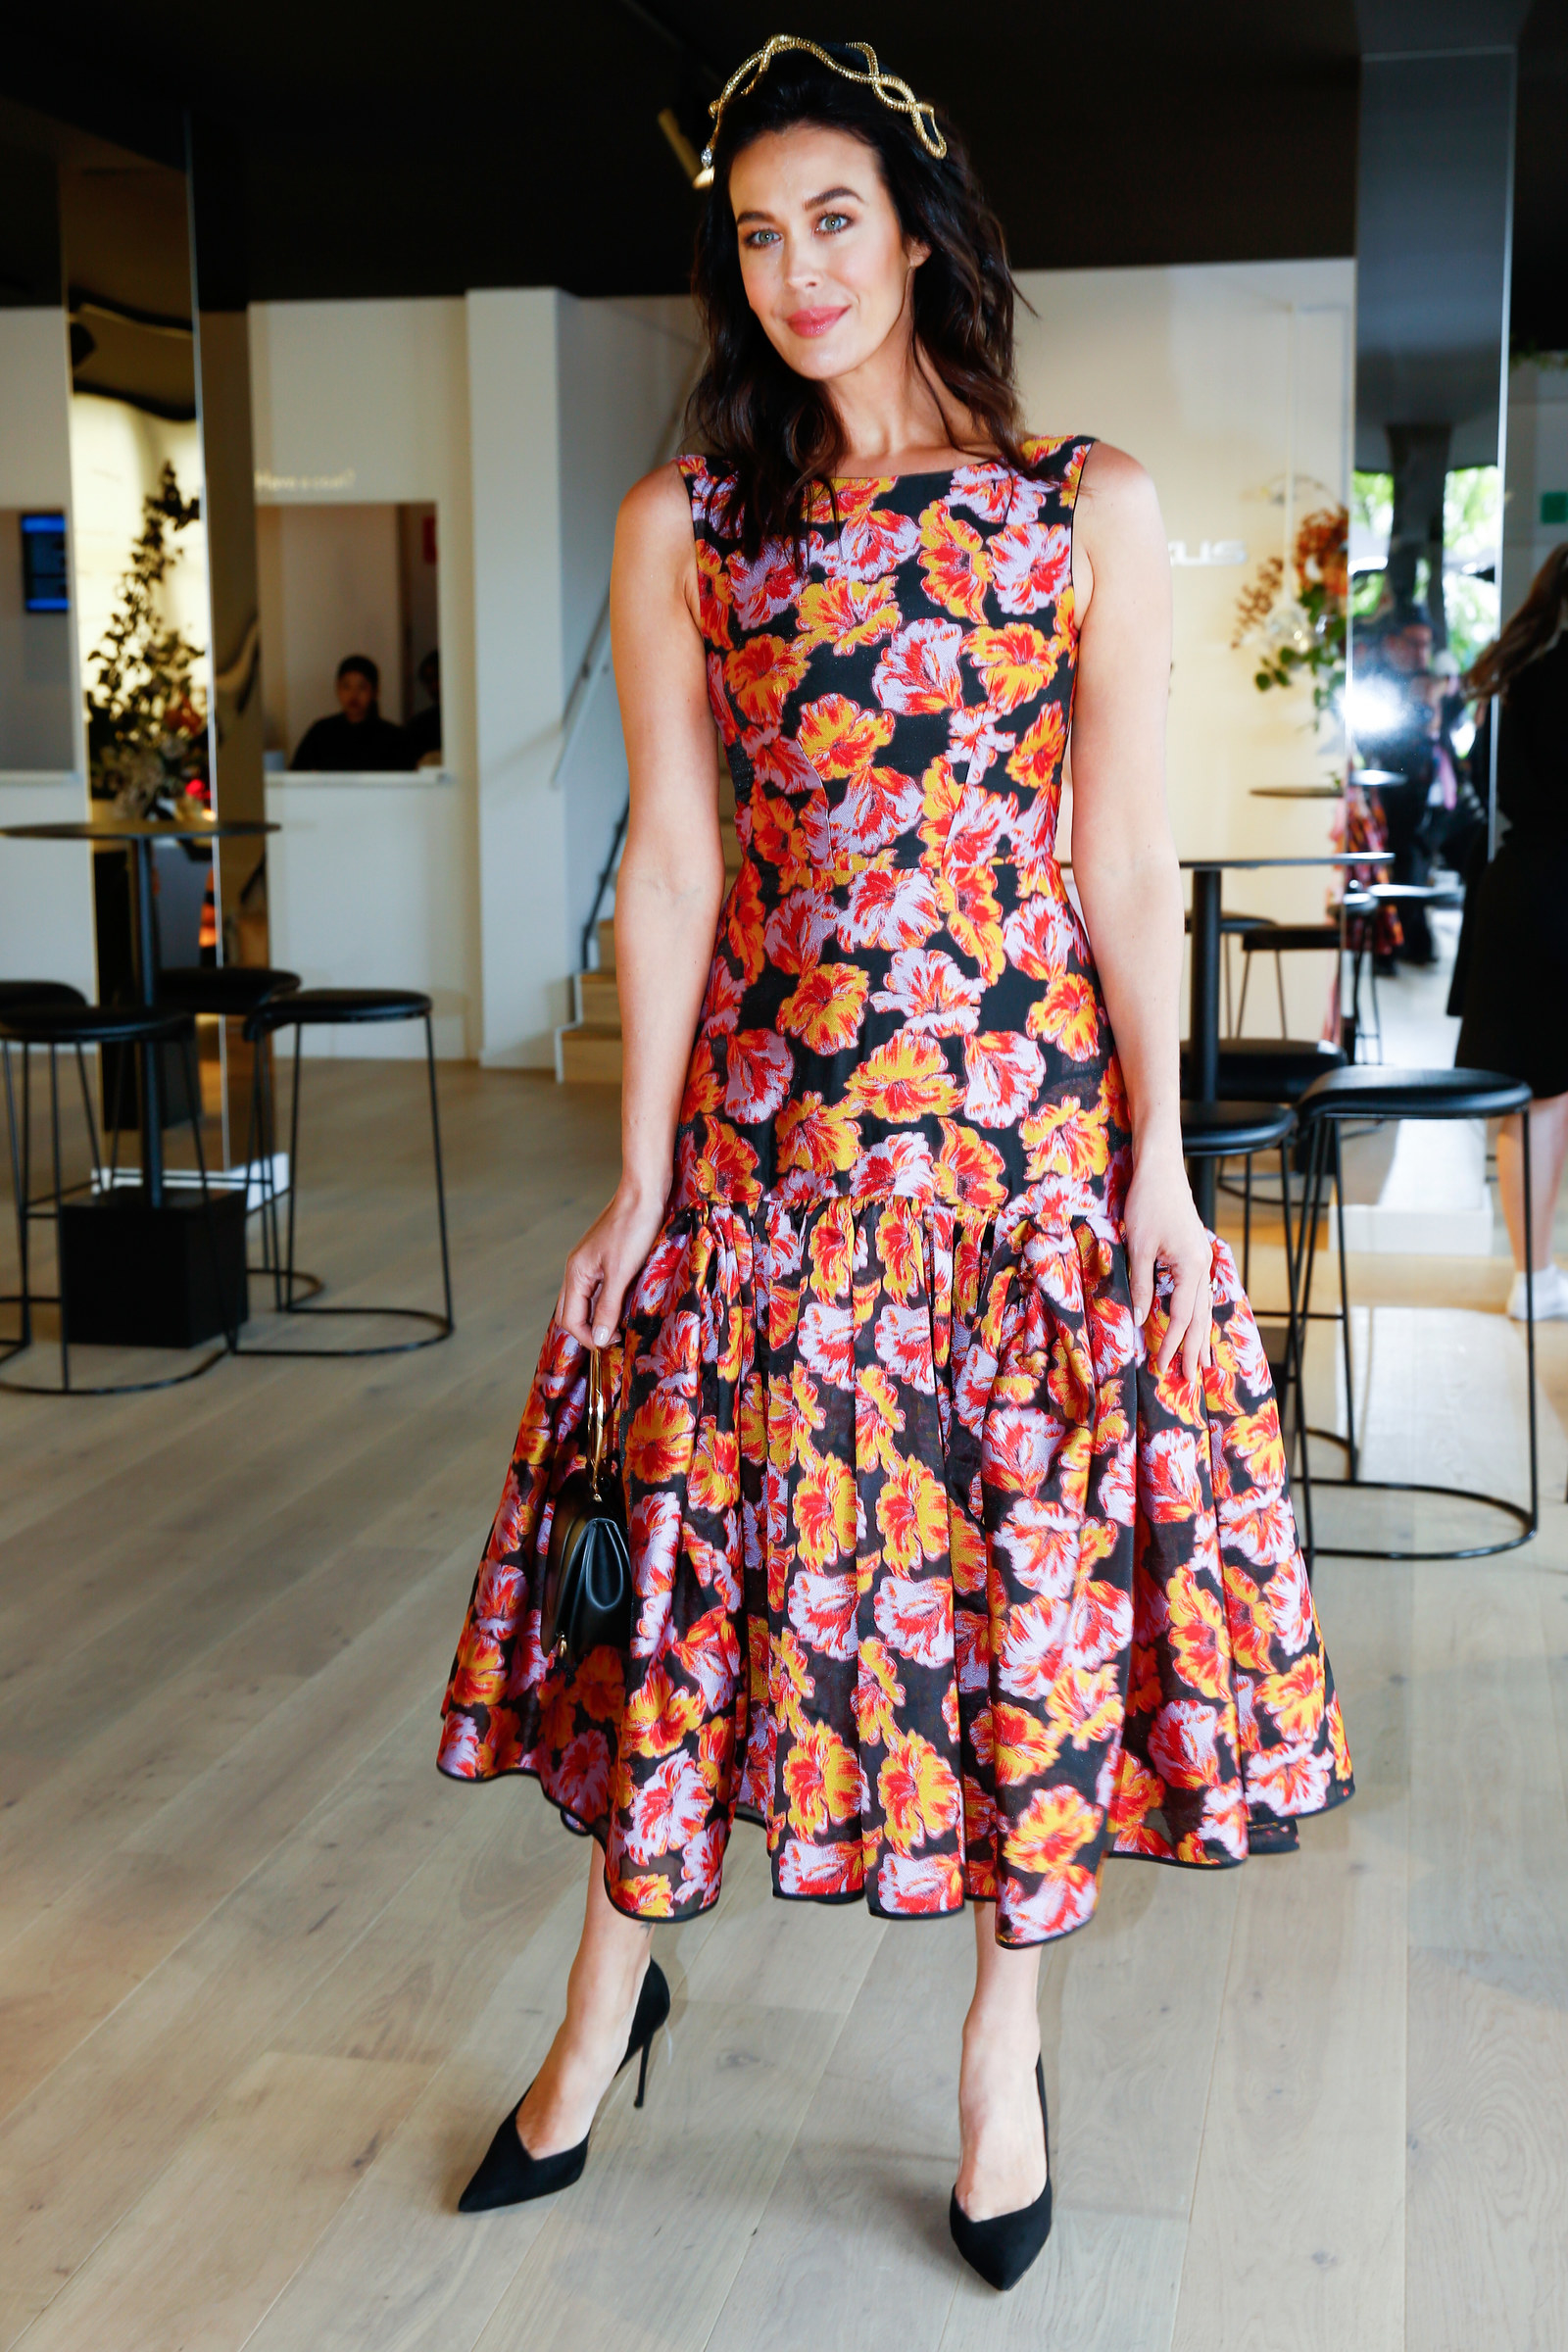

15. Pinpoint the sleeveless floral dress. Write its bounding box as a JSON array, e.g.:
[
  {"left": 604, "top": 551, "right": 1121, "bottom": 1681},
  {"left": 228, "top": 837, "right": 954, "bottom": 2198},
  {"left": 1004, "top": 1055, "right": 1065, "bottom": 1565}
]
[{"left": 438, "top": 436, "right": 1353, "bottom": 1947}]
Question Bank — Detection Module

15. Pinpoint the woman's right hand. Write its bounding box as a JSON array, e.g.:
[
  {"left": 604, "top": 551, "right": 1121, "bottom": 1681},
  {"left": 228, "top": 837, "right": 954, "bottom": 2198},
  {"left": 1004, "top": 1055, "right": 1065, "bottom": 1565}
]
[{"left": 557, "top": 1181, "right": 667, "bottom": 1348}]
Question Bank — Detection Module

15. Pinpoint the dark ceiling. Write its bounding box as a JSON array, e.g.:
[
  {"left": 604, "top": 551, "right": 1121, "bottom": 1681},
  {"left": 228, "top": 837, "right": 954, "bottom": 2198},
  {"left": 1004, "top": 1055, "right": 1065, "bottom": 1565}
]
[{"left": 0, "top": 2, "right": 1565, "bottom": 346}]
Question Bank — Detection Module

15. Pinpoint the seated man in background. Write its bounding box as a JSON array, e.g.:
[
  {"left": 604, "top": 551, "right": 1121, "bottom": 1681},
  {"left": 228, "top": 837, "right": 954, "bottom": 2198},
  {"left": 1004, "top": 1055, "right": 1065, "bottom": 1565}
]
[
  {"left": 291, "top": 654, "right": 415, "bottom": 771},
  {"left": 407, "top": 648, "right": 443, "bottom": 764}
]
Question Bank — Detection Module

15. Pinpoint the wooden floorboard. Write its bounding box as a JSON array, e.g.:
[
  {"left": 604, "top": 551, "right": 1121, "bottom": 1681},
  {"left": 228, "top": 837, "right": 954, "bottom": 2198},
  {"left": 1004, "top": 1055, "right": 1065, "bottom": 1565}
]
[{"left": 0, "top": 1062, "right": 1564, "bottom": 2349}]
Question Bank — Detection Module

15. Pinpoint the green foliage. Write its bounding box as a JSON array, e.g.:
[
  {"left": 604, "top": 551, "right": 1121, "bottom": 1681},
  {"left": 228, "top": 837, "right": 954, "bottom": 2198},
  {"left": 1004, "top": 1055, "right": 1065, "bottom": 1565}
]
[{"left": 85, "top": 461, "right": 210, "bottom": 810}]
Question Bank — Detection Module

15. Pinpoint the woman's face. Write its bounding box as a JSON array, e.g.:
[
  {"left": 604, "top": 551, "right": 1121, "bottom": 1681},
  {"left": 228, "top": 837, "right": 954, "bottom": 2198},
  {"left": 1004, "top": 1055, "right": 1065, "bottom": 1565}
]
[{"left": 729, "top": 123, "right": 928, "bottom": 384}]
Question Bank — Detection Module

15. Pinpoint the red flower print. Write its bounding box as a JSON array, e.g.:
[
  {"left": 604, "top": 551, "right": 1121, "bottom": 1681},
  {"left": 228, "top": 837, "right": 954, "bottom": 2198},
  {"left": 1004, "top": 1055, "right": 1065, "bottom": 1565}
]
[
  {"left": 749, "top": 728, "right": 822, "bottom": 796},
  {"left": 1026, "top": 973, "right": 1101, "bottom": 1061},
  {"left": 776, "top": 1092, "right": 861, "bottom": 1178},
  {"left": 1166, "top": 1567, "right": 1231, "bottom": 1699},
  {"left": 1140, "top": 1426, "right": 1205, "bottom": 1523},
  {"left": 872, "top": 1572, "right": 955, "bottom": 1669},
  {"left": 991, "top": 519, "right": 1072, "bottom": 615},
  {"left": 919, "top": 503, "right": 991, "bottom": 622},
  {"left": 624, "top": 1752, "right": 711, "bottom": 1865},
  {"left": 783, "top": 1717, "right": 860, "bottom": 1835},
  {"left": 1263, "top": 1553, "right": 1315, "bottom": 1655},
  {"left": 877, "top": 1848, "right": 964, "bottom": 1913},
  {"left": 851, "top": 1131, "right": 936, "bottom": 1198},
  {"left": 556, "top": 1728, "right": 613, "bottom": 1823},
  {"left": 948, "top": 464, "right": 1015, "bottom": 523},
  {"left": 847, "top": 1034, "right": 963, "bottom": 1122},
  {"left": 1247, "top": 1740, "right": 1332, "bottom": 1816},
  {"left": 998, "top": 1866, "right": 1097, "bottom": 1942},
  {"left": 780, "top": 1836, "right": 863, "bottom": 1895},
  {"left": 872, "top": 618, "right": 966, "bottom": 713},
  {"left": 839, "top": 858, "right": 945, "bottom": 951},
  {"left": 955, "top": 1605, "right": 993, "bottom": 1690},
  {"left": 997, "top": 1595, "right": 1072, "bottom": 1696},
  {"left": 1257, "top": 1650, "right": 1326, "bottom": 1738},
  {"left": 879, "top": 1729, "right": 961, "bottom": 1852},
  {"left": 831, "top": 766, "right": 924, "bottom": 856},
  {"left": 995, "top": 1495, "right": 1079, "bottom": 1598},
  {"left": 763, "top": 888, "right": 835, "bottom": 974},
  {"left": 1005, "top": 702, "right": 1068, "bottom": 793},
  {"left": 621, "top": 1663, "right": 704, "bottom": 1759},
  {"left": 833, "top": 506, "right": 921, "bottom": 582},
  {"left": 1148, "top": 1697, "right": 1223, "bottom": 1788},
  {"left": 966, "top": 623, "right": 1056, "bottom": 713},
  {"left": 1066, "top": 1576, "right": 1134, "bottom": 1669},
  {"left": 797, "top": 692, "right": 896, "bottom": 779},
  {"left": 985, "top": 1406, "right": 1060, "bottom": 1497},
  {"left": 624, "top": 1391, "right": 696, "bottom": 1488},
  {"left": 794, "top": 573, "right": 903, "bottom": 653},
  {"left": 724, "top": 632, "right": 810, "bottom": 728},
  {"left": 869, "top": 948, "right": 986, "bottom": 1035},
  {"left": 798, "top": 1298, "right": 856, "bottom": 1390},
  {"left": 675, "top": 1818, "right": 728, "bottom": 1904},
  {"left": 963, "top": 1030, "right": 1047, "bottom": 1127},
  {"left": 787, "top": 1565, "right": 859, "bottom": 1658},
  {"left": 778, "top": 961, "right": 870, "bottom": 1054},
  {"left": 873, "top": 1300, "right": 934, "bottom": 1387},
  {"left": 724, "top": 1029, "right": 794, "bottom": 1123},
  {"left": 726, "top": 544, "right": 802, "bottom": 629},
  {"left": 934, "top": 1120, "right": 1009, "bottom": 1211},
  {"left": 876, "top": 1454, "right": 951, "bottom": 1572}
]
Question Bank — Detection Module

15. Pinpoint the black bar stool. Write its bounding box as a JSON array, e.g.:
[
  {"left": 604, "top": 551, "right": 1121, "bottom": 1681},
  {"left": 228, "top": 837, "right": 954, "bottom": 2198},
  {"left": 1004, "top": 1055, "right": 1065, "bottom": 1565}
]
[
  {"left": 2, "top": 983, "right": 92, "bottom": 1342},
  {"left": 157, "top": 963, "right": 302, "bottom": 1019},
  {"left": 240, "top": 987, "right": 454, "bottom": 1355},
  {"left": 1182, "top": 1037, "right": 1347, "bottom": 1107},
  {"left": 1185, "top": 907, "right": 1274, "bottom": 1037},
  {"left": 0, "top": 1002, "right": 237, "bottom": 1395},
  {"left": 1296, "top": 1064, "right": 1537, "bottom": 1560}
]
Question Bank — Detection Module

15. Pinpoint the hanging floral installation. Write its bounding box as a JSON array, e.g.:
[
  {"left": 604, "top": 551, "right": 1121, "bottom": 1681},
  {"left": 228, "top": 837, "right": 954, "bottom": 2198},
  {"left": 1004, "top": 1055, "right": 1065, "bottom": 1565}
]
[
  {"left": 1232, "top": 505, "right": 1348, "bottom": 722},
  {"left": 86, "top": 460, "right": 211, "bottom": 814}
]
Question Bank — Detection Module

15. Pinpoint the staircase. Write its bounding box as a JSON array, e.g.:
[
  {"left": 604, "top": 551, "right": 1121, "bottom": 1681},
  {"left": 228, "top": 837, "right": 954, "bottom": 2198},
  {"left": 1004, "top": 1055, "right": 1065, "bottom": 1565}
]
[{"left": 557, "top": 766, "right": 741, "bottom": 1084}]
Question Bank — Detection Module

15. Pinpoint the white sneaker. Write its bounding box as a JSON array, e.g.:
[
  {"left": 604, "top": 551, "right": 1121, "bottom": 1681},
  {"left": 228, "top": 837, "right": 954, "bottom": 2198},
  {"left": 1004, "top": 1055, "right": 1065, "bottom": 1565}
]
[{"left": 1506, "top": 1264, "right": 1568, "bottom": 1321}]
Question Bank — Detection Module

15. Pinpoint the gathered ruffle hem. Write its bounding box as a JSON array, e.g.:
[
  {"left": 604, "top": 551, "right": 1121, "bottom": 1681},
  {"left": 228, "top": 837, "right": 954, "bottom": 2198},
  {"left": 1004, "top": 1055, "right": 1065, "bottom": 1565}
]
[{"left": 438, "top": 1179, "right": 1352, "bottom": 1949}]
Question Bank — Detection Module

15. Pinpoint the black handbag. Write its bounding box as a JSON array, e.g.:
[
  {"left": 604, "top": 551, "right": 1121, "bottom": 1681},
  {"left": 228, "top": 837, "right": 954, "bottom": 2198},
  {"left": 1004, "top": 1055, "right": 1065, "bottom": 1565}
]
[{"left": 541, "top": 1347, "right": 632, "bottom": 1665}]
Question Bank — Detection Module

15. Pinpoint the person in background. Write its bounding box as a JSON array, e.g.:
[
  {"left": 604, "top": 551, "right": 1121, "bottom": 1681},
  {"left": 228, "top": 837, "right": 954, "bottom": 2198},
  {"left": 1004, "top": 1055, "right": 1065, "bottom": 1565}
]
[
  {"left": 291, "top": 654, "right": 415, "bottom": 771},
  {"left": 408, "top": 648, "right": 443, "bottom": 764},
  {"left": 1451, "top": 544, "right": 1568, "bottom": 1321},
  {"left": 1352, "top": 602, "right": 1441, "bottom": 961}
]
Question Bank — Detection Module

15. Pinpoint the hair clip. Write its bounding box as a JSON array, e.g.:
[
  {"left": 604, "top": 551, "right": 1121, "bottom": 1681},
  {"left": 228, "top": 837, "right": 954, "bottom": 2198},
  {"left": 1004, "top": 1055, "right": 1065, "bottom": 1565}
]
[{"left": 694, "top": 36, "right": 947, "bottom": 188}]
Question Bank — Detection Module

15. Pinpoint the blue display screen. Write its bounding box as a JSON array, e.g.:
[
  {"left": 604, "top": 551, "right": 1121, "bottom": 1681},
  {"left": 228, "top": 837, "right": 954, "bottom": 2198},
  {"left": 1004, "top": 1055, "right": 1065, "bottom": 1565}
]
[{"left": 22, "top": 513, "right": 68, "bottom": 612}]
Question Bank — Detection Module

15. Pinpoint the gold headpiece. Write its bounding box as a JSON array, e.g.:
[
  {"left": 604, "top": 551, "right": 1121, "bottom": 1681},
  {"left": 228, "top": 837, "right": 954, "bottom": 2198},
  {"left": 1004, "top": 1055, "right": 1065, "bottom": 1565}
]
[{"left": 694, "top": 36, "right": 947, "bottom": 188}]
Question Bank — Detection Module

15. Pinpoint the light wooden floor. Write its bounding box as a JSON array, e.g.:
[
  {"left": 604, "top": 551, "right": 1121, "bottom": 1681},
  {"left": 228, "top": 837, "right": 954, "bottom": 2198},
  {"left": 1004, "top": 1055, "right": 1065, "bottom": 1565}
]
[{"left": 2, "top": 1063, "right": 1567, "bottom": 2352}]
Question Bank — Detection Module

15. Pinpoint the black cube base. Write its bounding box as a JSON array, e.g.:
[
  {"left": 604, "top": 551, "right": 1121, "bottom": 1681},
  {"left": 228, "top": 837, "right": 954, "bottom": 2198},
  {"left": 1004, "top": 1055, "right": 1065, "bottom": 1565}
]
[{"left": 60, "top": 1191, "right": 247, "bottom": 1348}]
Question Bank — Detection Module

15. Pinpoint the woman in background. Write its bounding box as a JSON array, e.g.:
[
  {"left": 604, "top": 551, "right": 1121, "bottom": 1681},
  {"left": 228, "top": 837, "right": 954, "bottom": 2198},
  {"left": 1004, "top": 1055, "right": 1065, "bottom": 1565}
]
[{"left": 1453, "top": 545, "right": 1568, "bottom": 1319}]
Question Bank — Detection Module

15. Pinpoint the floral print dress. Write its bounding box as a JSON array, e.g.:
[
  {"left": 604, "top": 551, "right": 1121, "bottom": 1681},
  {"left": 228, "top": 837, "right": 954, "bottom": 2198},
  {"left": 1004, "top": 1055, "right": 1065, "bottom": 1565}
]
[{"left": 438, "top": 436, "right": 1353, "bottom": 1947}]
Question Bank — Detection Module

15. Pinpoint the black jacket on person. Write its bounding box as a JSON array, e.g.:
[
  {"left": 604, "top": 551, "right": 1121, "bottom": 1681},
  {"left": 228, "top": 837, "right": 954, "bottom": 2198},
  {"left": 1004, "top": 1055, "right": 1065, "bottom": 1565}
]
[{"left": 290, "top": 710, "right": 416, "bottom": 771}]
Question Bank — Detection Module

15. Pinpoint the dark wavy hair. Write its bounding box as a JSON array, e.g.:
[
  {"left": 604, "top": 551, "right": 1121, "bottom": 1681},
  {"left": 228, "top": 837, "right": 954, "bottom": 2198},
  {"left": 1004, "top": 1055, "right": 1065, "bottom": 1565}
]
[
  {"left": 1464, "top": 541, "right": 1568, "bottom": 701},
  {"left": 687, "top": 44, "right": 1031, "bottom": 558}
]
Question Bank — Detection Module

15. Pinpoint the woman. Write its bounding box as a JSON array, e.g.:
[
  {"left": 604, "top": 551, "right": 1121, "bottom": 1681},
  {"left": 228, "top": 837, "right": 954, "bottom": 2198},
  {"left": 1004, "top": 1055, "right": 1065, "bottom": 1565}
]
[
  {"left": 1453, "top": 544, "right": 1568, "bottom": 1321},
  {"left": 439, "top": 36, "right": 1352, "bottom": 2291}
]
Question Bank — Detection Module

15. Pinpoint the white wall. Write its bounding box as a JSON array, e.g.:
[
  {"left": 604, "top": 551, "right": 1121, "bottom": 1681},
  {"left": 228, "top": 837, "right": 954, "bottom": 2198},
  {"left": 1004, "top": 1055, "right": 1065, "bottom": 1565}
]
[
  {"left": 1015, "top": 260, "right": 1354, "bottom": 1035},
  {"left": 250, "top": 297, "right": 478, "bottom": 1058},
  {"left": 555, "top": 292, "right": 702, "bottom": 973},
  {"left": 1502, "top": 357, "right": 1568, "bottom": 620},
  {"left": 0, "top": 308, "right": 94, "bottom": 998}
]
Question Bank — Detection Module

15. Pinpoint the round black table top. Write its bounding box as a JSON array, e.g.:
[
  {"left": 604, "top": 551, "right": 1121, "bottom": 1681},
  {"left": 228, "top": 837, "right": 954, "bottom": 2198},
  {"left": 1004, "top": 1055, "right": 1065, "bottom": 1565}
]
[
  {"left": 1177, "top": 852, "right": 1392, "bottom": 870},
  {"left": 0, "top": 817, "right": 277, "bottom": 842},
  {"left": 1248, "top": 785, "right": 1346, "bottom": 801}
]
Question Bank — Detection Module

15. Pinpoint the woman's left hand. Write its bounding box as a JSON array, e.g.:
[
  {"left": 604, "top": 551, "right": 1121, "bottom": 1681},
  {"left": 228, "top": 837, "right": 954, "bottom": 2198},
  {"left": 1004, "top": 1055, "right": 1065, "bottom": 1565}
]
[{"left": 1123, "top": 1141, "right": 1214, "bottom": 1385}]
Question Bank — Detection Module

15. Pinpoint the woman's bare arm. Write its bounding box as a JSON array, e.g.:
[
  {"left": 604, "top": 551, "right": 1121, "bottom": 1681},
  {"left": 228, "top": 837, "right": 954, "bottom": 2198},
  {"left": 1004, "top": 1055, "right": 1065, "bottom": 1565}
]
[
  {"left": 556, "top": 464, "right": 724, "bottom": 1347},
  {"left": 1068, "top": 441, "right": 1211, "bottom": 1380}
]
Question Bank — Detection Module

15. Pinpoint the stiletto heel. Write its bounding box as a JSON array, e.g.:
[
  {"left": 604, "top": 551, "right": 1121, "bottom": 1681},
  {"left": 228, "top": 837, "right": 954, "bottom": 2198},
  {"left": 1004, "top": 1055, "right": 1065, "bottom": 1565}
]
[
  {"left": 949, "top": 2057, "right": 1053, "bottom": 2292},
  {"left": 458, "top": 1957, "right": 670, "bottom": 2213}
]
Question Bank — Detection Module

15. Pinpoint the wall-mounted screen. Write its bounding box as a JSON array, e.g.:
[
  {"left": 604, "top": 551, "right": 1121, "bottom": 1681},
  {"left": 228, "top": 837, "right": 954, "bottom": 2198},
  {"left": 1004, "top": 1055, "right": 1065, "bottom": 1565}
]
[{"left": 21, "top": 511, "right": 68, "bottom": 612}]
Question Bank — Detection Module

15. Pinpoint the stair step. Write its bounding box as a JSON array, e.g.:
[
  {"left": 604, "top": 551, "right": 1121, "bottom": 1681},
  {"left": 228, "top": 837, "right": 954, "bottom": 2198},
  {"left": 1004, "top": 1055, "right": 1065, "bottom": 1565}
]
[
  {"left": 559, "top": 1023, "right": 623, "bottom": 1084},
  {"left": 578, "top": 970, "right": 620, "bottom": 1024},
  {"left": 596, "top": 916, "right": 615, "bottom": 973}
]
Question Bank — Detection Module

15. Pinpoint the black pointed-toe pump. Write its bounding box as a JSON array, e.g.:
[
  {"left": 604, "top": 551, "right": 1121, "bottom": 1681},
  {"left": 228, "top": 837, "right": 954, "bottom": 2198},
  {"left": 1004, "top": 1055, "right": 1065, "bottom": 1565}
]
[
  {"left": 948, "top": 2057, "right": 1053, "bottom": 2292},
  {"left": 458, "top": 1957, "right": 670, "bottom": 2214}
]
